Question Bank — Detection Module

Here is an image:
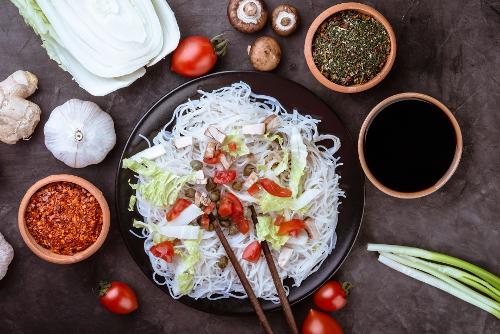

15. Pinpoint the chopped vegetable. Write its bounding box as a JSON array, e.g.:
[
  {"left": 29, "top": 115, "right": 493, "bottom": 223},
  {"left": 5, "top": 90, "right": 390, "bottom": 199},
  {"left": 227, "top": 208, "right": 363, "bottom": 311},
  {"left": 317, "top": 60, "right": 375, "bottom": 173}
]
[
  {"left": 199, "top": 214, "right": 210, "bottom": 230},
  {"left": 131, "top": 145, "right": 166, "bottom": 162},
  {"left": 150, "top": 240, "right": 175, "bottom": 263},
  {"left": 278, "top": 219, "right": 306, "bottom": 236},
  {"left": 256, "top": 216, "right": 289, "bottom": 250},
  {"left": 128, "top": 195, "right": 137, "bottom": 212},
  {"left": 289, "top": 127, "right": 308, "bottom": 197},
  {"left": 222, "top": 133, "right": 250, "bottom": 157},
  {"left": 204, "top": 149, "right": 222, "bottom": 164},
  {"left": 242, "top": 241, "right": 262, "bottom": 263},
  {"left": 175, "top": 234, "right": 202, "bottom": 295},
  {"left": 173, "top": 136, "right": 193, "bottom": 149},
  {"left": 247, "top": 182, "right": 262, "bottom": 196},
  {"left": 204, "top": 126, "right": 226, "bottom": 143},
  {"left": 204, "top": 141, "right": 217, "bottom": 159},
  {"left": 243, "top": 172, "right": 259, "bottom": 189},
  {"left": 98, "top": 281, "right": 138, "bottom": 315},
  {"left": 213, "top": 170, "right": 237, "bottom": 184},
  {"left": 285, "top": 230, "right": 309, "bottom": 248},
  {"left": 219, "top": 154, "right": 234, "bottom": 170},
  {"left": 167, "top": 203, "right": 203, "bottom": 226},
  {"left": 259, "top": 178, "right": 292, "bottom": 197},
  {"left": 367, "top": 244, "right": 500, "bottom": 319},
  {"left": 234, "top": 215, "right": 250, "bottom": 234},
  {"left": 159, "top": 225, "right": 201, "bottom": 240},
  {"left": 166, "top": 198, "right": 192, "bottom": 221}
]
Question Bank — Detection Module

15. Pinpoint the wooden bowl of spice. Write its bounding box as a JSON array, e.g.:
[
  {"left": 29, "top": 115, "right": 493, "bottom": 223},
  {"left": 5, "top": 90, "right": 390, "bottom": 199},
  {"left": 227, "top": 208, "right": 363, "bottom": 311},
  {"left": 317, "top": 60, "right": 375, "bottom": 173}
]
[
  {"left": 304, "top": 2, "right": 396, "bottom": 93},
  {"left": 18, "top": 175, "right": 110, "bottom": 264}
]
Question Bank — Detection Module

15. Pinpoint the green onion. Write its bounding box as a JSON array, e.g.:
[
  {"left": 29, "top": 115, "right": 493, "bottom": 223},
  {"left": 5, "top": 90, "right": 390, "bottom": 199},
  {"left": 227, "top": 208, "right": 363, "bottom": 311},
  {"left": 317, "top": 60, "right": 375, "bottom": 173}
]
[
  {"left": 368, "top": 243, "right": 500, "bottom": 319},
  {"left": 367, "top": 244, "right": 500, "bottom": 290}
]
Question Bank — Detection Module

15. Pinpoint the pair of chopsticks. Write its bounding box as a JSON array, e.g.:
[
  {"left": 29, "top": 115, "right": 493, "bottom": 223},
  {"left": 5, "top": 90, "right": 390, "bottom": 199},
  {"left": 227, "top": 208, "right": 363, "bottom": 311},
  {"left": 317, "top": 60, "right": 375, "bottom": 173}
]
[{"left": 209, "top": 206, "right": 299, "bottom": 334}]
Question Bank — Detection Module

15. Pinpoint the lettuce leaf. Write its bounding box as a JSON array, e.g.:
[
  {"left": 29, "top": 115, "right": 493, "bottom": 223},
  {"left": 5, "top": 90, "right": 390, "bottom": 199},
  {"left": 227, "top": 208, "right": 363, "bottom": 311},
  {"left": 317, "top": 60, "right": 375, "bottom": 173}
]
[
  {"left": 256, "top": 216, "right": 288, "bottom": 250},
  {"left": 257, "top": 189, "right": 321, "bottom": 214},
  {"left": 222, "top": 133, "right": 250, "bottom": 157},
  {"left": 123, "top": 158, "right": 194, "bottom": 207},
  {"left": 175, "top": 233, "right": 202, "bottom": 295},
  {"left": 128, "top": 195, "right": 136, "bottom": 212},
  {"left": 289, "top": 128, "right": 308, "bottom": 197}
]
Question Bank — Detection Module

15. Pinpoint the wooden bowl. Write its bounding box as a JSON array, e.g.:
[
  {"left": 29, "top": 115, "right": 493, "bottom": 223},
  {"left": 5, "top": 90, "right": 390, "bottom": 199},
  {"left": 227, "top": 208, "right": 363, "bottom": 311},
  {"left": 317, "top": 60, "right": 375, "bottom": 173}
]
[
  {"left": 18, "top": 174, "right": 110, "bottom": 264},
  {"left": 304, "top": 2, "right": 397, "bottom": 93},
  {"left": 358, "top": 93, "right": 463, "bottom": 199}
]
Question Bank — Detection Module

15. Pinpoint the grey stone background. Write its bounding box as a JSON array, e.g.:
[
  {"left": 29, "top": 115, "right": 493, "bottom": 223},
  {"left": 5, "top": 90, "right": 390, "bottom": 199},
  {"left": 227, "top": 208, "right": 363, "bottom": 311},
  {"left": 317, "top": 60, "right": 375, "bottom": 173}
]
[{"left": 0, "top": 0, "right": 499, "bottom": 333}]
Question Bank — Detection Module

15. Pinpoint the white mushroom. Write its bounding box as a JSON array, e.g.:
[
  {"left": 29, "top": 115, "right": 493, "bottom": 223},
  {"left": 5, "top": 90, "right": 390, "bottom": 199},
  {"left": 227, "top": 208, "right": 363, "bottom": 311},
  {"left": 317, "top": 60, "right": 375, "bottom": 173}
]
[{"left": 204, "top": 126, "right": 226, "bottom": 143}]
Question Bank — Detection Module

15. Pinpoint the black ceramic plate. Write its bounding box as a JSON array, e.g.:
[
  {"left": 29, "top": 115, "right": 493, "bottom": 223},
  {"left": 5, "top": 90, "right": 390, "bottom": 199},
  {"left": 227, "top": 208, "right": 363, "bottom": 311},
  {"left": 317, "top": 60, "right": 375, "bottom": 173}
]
[{"left": 116, "top": 71, "right": 364, "bottom": 315}]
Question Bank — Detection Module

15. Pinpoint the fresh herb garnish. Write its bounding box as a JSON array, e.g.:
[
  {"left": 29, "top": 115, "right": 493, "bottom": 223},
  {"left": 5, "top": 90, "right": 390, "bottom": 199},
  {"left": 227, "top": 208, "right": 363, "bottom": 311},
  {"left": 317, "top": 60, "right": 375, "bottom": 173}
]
[{"left": 312, "top": 10, "right": 391, "bottom": 86}]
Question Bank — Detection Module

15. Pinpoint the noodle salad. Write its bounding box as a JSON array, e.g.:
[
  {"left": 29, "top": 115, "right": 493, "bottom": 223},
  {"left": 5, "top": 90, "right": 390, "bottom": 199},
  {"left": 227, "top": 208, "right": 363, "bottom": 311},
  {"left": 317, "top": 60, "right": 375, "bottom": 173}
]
[{"left": 123, "top": 82, "right": 344, "bottom": 303}]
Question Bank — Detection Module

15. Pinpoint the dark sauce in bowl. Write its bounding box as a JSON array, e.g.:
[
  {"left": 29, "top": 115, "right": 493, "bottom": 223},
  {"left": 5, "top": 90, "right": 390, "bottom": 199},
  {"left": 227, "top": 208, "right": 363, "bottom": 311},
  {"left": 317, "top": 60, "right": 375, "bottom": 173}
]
[{"left": 364, "top": 99, "right": 457, "bottom": 193}]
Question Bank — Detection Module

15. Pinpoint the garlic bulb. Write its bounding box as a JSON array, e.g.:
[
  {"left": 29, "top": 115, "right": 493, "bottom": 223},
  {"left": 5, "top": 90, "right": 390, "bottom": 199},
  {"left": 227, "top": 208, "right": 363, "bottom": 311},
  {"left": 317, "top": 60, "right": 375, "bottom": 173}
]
[
  {"left": 0, "top": 232, "right": 14, "bottom": 280},
  {"left": 44, "top": 99, "right": 116, "bottom": 168}
]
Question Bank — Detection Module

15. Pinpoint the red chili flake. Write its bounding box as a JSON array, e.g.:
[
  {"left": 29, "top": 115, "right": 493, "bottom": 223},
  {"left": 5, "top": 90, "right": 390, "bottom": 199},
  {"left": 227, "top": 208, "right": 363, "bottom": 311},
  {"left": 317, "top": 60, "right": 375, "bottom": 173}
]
[{"left": 25, "top": 181, "right": 103, "bottom": 256}]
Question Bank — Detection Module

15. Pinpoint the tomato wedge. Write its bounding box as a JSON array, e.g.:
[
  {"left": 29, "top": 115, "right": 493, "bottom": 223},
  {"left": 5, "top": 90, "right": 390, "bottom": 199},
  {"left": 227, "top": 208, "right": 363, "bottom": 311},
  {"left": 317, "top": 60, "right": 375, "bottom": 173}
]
[
  {"left": 203, "top": 202, "right": 216, "bottom": 214},
  {"left": 224, "top": 192, "right": 244, "bottom": 215},
  {"left": 218, "top": 195, "right": 233, "bottom": 217},
  {"left": 166, "top": 198, "right": 191, "bottom": 221},
  {"left": 274, "top": 215, "right": 285, "bottom": 226},
  {"left": 218, "top": 193, "right": 248, "bottom": 234},
  {"left": 200, "top": 214, "right": 210, "bottom": 230},
  {"left": 203, "top": 150, "right": 222, "bottom": 164},
  {"left": 278, "top": 219, "right": 306, "bottom": 236},
  {"left": 213, "top": 170, "right": 237, "bottom": 184},
  {"left": 247, "top": 182, "right": 262, "bottom": 196},
  {"left": 234, "top": 215, "right": 250, "bottom": 234},
  {"left": 242, "top": 241, "right": 261, "bottom": 263},
  {"left": 150, "top": 240, "right": 175, "bottom": 263},
  {"left": 259, "top": 178, "right": 292, "bottom": 197}
]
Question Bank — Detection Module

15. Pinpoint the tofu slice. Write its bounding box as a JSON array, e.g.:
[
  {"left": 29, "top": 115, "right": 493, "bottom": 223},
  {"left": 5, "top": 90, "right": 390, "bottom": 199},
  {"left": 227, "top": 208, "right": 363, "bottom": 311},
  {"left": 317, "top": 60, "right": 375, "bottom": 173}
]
[
  {"left": 173, "top": 136, "right": 193, "bottom": 149},
  {"left": 241, "top": 123, "right": 266, "bottom": 135},
  {"left": 131, "top": 145, "right": 166, "bottom": 161}
]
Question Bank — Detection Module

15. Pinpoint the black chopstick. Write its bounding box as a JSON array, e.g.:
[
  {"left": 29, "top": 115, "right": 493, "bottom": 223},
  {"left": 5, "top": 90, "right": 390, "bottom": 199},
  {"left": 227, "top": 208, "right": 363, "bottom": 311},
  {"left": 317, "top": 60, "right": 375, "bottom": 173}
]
[
  {"left": 209, "top": 214, "right": 274, "bottom": 334},
  {"left": 250, "top": 206, "right": 299, "bottom": 334}
]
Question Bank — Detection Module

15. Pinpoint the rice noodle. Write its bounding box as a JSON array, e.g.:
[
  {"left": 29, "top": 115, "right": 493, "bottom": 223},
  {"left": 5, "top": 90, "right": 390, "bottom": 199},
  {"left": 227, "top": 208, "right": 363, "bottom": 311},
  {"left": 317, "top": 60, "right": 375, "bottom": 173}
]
[{"left": 131, "top": 82, "right": 344, "bottom": 302}]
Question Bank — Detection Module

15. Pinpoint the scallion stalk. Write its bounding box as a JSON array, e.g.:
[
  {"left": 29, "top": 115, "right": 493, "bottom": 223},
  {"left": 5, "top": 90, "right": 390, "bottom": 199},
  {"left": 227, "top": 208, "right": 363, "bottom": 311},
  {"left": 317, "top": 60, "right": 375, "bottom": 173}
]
[{"left": 367, "top": 243, "right": 500, "bottom": 290}]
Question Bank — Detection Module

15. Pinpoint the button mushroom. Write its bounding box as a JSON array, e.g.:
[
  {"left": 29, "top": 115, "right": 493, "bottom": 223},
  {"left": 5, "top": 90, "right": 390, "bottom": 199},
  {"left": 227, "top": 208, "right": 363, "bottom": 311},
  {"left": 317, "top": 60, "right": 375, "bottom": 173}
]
[
  {"left": 248, "top": 36, "right": 282, "bottom": 72},
  {"left": 271, "top": 4, "right": 300, "bottom": 36},
  {"left": 228, "top": 0, "right": 268, "bottom": 33}
]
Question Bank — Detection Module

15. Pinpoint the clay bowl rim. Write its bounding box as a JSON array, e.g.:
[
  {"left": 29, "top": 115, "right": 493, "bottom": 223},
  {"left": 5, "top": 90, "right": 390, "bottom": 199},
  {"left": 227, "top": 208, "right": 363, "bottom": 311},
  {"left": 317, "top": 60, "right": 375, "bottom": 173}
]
[
  {"left": 18, "top": 174, "right": 110, "bottom": 264},
  {"left": 358, "top": 92, "right": 463, "bottom": 199},
  {"left": 304, "top": 2, "right": 397, "bottom": 94}
]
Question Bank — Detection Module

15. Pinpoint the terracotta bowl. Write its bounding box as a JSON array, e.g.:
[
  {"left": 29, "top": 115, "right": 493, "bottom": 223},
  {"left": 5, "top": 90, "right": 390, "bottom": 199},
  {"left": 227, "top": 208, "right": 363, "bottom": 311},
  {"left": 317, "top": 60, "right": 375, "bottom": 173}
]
[
  {"left": 18, "top": 174, "right": 110, "bottom": 264},
  {"left": 358, "top": 93, "right": 463, "bottom": 199},
  {"left": 304, "top": 2, "right": 397, "bottom": 93}
]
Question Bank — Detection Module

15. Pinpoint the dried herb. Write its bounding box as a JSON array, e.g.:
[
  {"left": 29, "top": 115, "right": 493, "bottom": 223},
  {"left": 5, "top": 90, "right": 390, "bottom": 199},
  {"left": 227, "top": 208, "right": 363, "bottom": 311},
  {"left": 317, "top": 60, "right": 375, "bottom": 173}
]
[{"left": 312, "top": 10, "right": 391, "bottom": 86}]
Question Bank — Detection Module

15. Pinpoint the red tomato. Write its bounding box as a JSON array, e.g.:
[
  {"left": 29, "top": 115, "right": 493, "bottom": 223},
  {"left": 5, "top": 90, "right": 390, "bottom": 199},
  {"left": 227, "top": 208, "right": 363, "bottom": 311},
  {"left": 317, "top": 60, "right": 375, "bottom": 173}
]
[
  {"left": 171, "top": 36, "right": 217, "bottom": 78},
  {"left": 225, "top": 192, "right": 244, "bottom": 215},
  {"left": 203, "top": 202, "right": 216, "bottom": 214},
  {"left": 234, "top": 215, "right": 250, "bottom": 234},
  {"left": 313, "top": 281, "right": 351, "bottom": 312},
  {"left": 259, "top": 178, "right": 292, "bottom": 197},
  {"left": 200, "top": 214, "right": 210, "bottom": 230},
  {"left": 218, "top": 195, "right": 233, "bottom": 217},
  {"left": 247, "top": 182, "right": 262, "bottom": 196},
  {"left": 203, "top": 150, "right": 222, "bottom": 164},
  {"left": 242, "top": 241, "right": 262, "bottom": 263},
  {"left": 99, "top": 281, "right": 138, "bottom": 315},
  {"left": 228, "top": 142, "right": 238, "bottom": 152},
  {"left": 278, "top": 219, "right": 306, "bottom": 236},
  {"left": 166, "top": 198, "right": 191, "bottom": 221},
  {"left": 213, "top": 170, "right": 237, "bottom": 184},
  {"left": 150, "top": 240, "right": 175, "bottom": 263},
  {"left": 302, "top": 309, "right": 343, "bottom": 334},
  {"left": 274, "top": 215, "right": 285, "bottom": 226}
]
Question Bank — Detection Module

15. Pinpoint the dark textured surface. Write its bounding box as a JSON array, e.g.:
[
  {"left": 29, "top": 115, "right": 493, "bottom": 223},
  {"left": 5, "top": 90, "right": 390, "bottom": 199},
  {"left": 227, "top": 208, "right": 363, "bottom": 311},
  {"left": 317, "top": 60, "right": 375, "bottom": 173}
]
[{"left": 0, "top": 1, "right": 499, "bottom": 333}]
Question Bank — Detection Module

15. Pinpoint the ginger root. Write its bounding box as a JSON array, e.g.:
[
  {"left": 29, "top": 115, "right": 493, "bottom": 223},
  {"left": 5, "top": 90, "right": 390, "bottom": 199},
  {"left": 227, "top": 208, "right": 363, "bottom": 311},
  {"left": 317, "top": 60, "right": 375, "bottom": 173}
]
[{"left": 0, "top": 71, "right": 41, "bottom": 144}]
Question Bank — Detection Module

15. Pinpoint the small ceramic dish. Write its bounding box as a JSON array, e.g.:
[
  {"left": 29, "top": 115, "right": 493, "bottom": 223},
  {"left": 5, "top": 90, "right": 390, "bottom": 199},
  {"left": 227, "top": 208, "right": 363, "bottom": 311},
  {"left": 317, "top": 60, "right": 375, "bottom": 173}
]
[
  {"left": 304, "top": 2, "right": 397, "bottom": 93},
  {"left": 18, "top": 174, "right": 110, "bottom": 264},
  {"left": 358, "top": 93, "right": 463, "bottom": 199}
]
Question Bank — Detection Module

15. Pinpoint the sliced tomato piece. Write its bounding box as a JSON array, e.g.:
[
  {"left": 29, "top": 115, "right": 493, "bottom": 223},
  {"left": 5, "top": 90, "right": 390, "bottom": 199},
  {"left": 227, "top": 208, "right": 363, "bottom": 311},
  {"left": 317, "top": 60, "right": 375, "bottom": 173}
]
[
  {"left": 234, "top": 214, "right": 250, "bottom": 234},
  {"left": 203, "top": 202, "right": 216, "bottom": 214},
  {"left": 242, "top": 241, "right": 261, "bottom": 263},
  {"left": 274, "top": 215, "right": 285, "bottom": 226},
  {"left": 213, "top": 170, "right": 237, "bottom": 184},
  {"left": 200, "top": 214, "right": 210, "bottom": 230},
  {"left": 225, "top": 192, "right": 244, "bottom": 216},
  {"left": 166, "top": 198, "right": 192, "bottom": 221},
  {"left": 247, "top": 182, "right": 262, "bottom": 197},
  {"left": 228, "top": 142, "right": 238, "bottom": 152},
  {"left": 218, "top": 195, "right": 233, "bottom": 217},
  {"left": 259, "top": 178, "right": 292, "bottom": 197},
  {"left": 277, "top": 219, "right": 306, "bottom": 236},
  {"left": 203, "top": 150, "right": 222, "bottom": 164},
  {"left": 150, "top": 240, "right": 175, "bottom": 263}
]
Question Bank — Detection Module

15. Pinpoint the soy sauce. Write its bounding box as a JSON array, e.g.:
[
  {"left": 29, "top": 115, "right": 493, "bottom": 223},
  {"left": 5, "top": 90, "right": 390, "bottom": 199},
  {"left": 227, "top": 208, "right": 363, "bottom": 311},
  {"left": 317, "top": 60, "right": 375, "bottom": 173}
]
[{"left": 364, "top": 99, "right": 456, "bottom": 193}]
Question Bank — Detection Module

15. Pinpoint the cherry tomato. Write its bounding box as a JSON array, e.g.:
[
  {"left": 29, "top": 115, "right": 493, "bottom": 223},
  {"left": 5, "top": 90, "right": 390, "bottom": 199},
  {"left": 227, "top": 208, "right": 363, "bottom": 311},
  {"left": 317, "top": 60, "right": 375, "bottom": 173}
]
[
  {"left": 150, "top": 240, "right": 175, "bottom": 263},
  {"left": 242, "top": 241, "right": 262, "bottom": 263},
  {"left": 228, "top": 142, "right": 238, "bottom": 152},
  {"left": 259, "top": 178, "right": 292, "bottom": 197},
  {"left": 234, "top": 214, "right": 250, "bottom": 234},
  {"left": 278, "top": 219, "right": 306, "bottom": 236},
  {"left": 213, "top": 170, "right": 237, "bottom": 184},
  {"left": 98, "top": 281, "right": 138, "bottom": 315},
  {"left": 274, "top": 215, "right": 285, "bottom": 226},
  {"left": 302, "top": 309, "right": 343, "bottom": 334},
  {"left": 313, "top": 281, "right": 351, "bottom": 312},
  {"left": 171, "top": 35, "right": 227, "bottom": 78},
  {"left": 203, "top": 150, "right": 222, "bottom": 164},
  {"left": 166, "top": 198, "right": 191, "bottom": 221},
  {"left": 247, "top": 182, "right": 262, "bottom": 196}
]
